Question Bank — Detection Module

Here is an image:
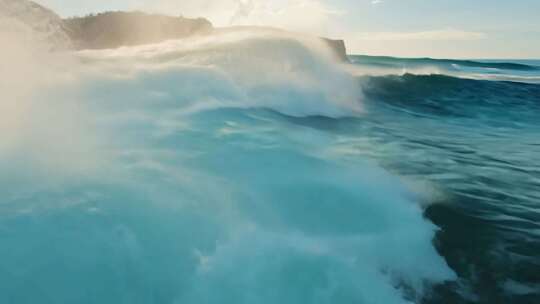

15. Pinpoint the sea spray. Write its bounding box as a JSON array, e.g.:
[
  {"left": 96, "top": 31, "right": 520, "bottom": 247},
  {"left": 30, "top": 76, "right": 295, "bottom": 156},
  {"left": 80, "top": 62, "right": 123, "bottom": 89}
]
[
  {"left": 77, "top": 28, "right": 363, "bottom": 117},
  {"left": 0, "top": 28, "right": 456, "bottom": 303}
]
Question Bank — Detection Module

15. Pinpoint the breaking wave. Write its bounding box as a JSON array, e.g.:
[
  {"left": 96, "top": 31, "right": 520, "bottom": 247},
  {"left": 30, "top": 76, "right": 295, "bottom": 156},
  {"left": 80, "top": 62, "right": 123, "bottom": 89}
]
[{"left": 0, "top": 28, "right": 457, "bottom": 304}]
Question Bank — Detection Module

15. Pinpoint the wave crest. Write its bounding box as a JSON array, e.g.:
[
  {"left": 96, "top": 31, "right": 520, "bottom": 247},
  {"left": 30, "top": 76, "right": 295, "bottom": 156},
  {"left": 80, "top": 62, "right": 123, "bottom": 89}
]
[{"left": 78, "top": 28, "right": 363, "bottom": 117}]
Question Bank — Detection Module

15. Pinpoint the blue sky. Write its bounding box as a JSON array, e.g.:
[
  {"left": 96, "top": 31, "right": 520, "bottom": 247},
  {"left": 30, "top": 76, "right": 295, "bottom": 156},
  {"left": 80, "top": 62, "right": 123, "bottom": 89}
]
[{"left": 37, "top": 0, "right": 540, "bottom": 58}]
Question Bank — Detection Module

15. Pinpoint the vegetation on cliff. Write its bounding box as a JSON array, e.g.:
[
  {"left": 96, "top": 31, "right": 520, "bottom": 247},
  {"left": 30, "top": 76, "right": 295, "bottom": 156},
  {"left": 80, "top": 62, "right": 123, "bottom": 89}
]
[{"left": 64, "top": 11, "right": 213, "bottom": 49}]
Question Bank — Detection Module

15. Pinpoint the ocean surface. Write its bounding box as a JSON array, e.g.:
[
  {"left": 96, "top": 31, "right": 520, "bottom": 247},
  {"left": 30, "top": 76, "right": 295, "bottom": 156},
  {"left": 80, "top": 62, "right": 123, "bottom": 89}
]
[{"left": 1, "top": 30, "right": 539, "bottom": 303}]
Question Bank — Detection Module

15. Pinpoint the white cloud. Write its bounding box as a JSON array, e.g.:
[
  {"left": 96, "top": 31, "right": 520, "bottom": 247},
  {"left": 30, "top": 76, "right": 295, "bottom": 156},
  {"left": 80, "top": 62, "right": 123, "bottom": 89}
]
[
  {"left": 230, "top": 0, "right": 256, "bottom": 24},
  {"left": 136, "top": 0, "right": 236, "bottom": 24},
  {"left": 228, "top": 0, "right": 344, "bottom": 31},
  {"left": 355, "top": 29, "right": 487, "bottom": 41},
  {"left": 371, "top": 0, "right": 383, "bottom": 5},
  {"left": 138, "top": 0, "right": 343, "bottom": 33}
]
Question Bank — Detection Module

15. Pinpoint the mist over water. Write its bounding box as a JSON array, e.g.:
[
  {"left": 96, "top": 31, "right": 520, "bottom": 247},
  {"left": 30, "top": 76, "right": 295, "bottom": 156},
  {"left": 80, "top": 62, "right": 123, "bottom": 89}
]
[{"left": 1, "top": 24, "right": 540, "bottom": 304}]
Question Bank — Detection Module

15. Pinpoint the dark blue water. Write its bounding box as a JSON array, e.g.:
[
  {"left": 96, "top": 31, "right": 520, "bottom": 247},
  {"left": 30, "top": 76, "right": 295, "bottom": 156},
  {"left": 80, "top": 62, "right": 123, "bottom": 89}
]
[
  {"left": 351, "top": 55, "right": 540, "bottom": 84},
  {"left": 346, "top": 60, "right": 540, "bottom": 303}
]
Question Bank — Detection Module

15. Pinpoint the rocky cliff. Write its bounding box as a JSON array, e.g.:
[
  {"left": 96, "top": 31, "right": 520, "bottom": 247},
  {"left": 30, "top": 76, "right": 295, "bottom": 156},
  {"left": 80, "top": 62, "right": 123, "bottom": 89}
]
[
  {"left": 64, "top": 11, "right": 213, "bottom": 50},
  {"left": 0, "top": 0, "right": 71, "bottom": 49},
  {"left": 322, "top": 38, "right": 348, "bottom": 62},
  {"left": 1, "top": 0, "right": 348, "bottom": 61}
]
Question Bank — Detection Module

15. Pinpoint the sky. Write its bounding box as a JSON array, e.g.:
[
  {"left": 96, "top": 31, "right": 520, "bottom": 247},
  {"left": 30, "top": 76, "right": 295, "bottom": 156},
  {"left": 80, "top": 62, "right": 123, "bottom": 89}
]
[{"left": 36, "top": 0, "right": 540, "bottom": 59}]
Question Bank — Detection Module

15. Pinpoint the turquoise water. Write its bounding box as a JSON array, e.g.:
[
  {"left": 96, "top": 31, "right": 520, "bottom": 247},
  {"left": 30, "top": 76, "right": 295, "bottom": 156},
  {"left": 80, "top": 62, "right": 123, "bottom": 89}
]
[{"left": 1, "top": 31, "right": 539, "bottom": 303}]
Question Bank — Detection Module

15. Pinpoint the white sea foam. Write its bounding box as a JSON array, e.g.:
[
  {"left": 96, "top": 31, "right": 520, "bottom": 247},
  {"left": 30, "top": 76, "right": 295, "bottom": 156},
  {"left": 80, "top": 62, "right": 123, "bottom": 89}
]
[
  {"left": 76, "top": 28, "right": 363, "bottom": 117},
  {"left": 0, "top": 27, "right": 455, "bottom": 304}
]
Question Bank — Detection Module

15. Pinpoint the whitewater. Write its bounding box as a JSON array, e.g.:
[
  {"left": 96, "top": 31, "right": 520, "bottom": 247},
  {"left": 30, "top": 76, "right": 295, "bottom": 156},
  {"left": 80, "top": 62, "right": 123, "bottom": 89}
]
[{"left": 1, "top": 27, "right": 540, "bottom": 304}]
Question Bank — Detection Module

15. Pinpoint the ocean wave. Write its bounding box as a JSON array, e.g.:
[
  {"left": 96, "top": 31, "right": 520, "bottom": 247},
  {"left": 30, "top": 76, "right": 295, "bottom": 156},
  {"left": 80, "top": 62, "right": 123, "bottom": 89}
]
[
  {"left": 359, "top": 73, "right": 540, "bottom": 119},
  {"left": 77, "top": 28, "right": 363, "bottom": 118},
  {"left": 349, "top": 55, "right": 540, "bottom": 84},
  {"left": 350, "top": 55, "right": 540, "bottom": 72},
  {"left": 0, "top": 28, "right": 456, "bottom": 304}
]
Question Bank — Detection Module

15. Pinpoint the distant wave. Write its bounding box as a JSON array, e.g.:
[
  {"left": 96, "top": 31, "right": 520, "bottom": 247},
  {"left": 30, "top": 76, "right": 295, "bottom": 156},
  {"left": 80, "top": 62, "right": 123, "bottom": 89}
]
[
  {"left": 349, "top": 55, "right": 540, "bottom": 85},
  {"left": 359, "top": 73, "right": 540, "bottom": 117},
  {"left": 351, "top": 55, "right": 540, "bottom": 71}
]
